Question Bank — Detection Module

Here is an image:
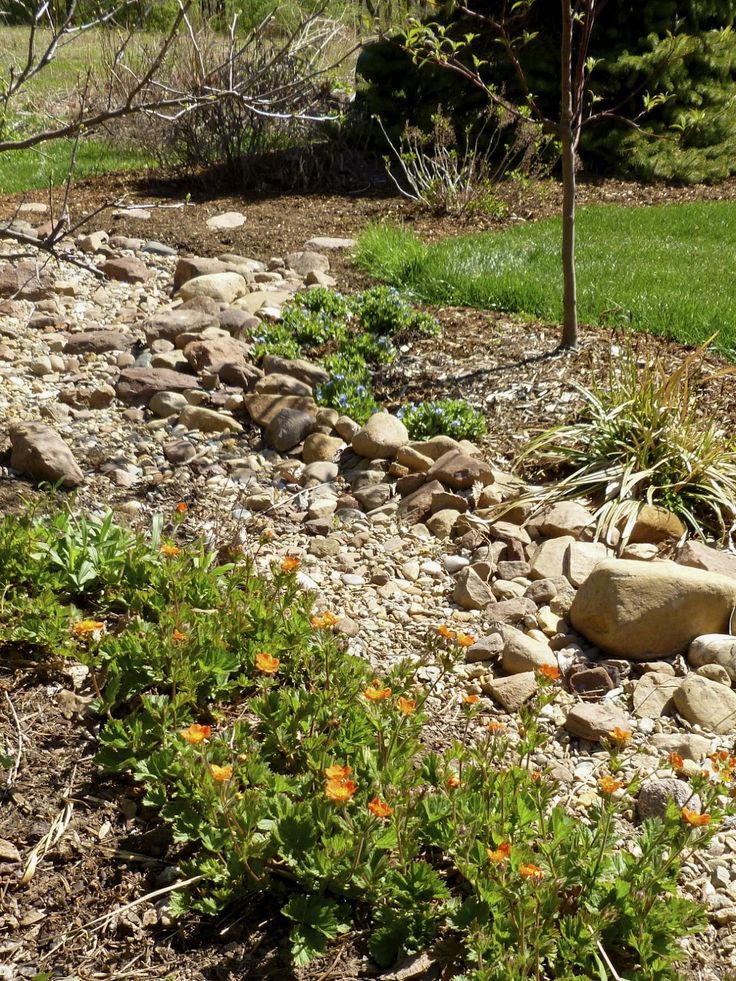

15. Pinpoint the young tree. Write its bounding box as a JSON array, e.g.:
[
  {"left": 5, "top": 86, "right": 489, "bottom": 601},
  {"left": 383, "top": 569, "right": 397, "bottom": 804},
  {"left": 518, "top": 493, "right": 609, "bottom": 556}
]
[{"left": 403, "top": 0, "right": 678, "bottom": 349}]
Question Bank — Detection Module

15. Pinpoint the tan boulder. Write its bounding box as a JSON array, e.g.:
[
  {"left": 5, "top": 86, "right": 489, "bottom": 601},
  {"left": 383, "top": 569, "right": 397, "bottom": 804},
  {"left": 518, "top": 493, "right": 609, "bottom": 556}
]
[
  {"left": 673, "top": 674, "right": 736, "bottom": 734},
  {"left": 570, "top": 559, "right": 736, "bottom": 659}
]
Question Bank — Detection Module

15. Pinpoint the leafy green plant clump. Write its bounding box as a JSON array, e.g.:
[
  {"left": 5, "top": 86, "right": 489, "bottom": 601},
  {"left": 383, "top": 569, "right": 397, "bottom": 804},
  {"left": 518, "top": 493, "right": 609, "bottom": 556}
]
[
  {"left": 2, "top": 506, "right": 732, "bottom": 979},
  {"left": 515, "top": 343, "right": 736, "bottom": 544},
  {"left": 399, "top": 399, "right": 488, "bottom": 441}
]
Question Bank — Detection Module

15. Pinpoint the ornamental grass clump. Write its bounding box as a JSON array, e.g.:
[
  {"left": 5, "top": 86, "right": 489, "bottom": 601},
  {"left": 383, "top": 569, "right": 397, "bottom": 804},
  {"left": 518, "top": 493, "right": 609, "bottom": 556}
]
[{"left": 515, "top": 340, "right": 736, "bottom": 544}]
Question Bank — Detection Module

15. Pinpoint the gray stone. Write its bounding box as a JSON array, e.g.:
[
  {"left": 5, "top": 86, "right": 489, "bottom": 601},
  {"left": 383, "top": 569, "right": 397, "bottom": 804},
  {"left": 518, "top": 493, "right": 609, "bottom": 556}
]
[
  {"left": 285, "top": 250, "right": 330, "bottom": 276},
  {"left": 304, "top": 236, "right": 356, "bottom": 249},
  {"left": 570, "top": 559, "right": 736, "bottom": 659},
  {"left": 464, "top": 633, "right": 504, "bottom": 662},
  {"left": 164, "top": 439, "right": 196, "bottom": 464},
  {"left": 530, "top": 536, "right": 576, "bottom": 581},
  {"left": 264, "top": 408, "right": 315, "bottom": 452},
  {"left": 637, "top": 778, "right": 699, "bottom": 820},
  {"left": 63, "top": 330, "right": 133, "bottom": 354},
  {"left": 650, "top": 733, "right": 713, "bottom": 761},
  {"left": 178, "top": 272, "right": 248, "bottom": 304},
  {"left": 207, "top": 211, "right": 246, "bottom": 230},
  {"left": 676, "top": 540, "right": 736, "bottom": 581},
  {"left": 10, "top": 422, "right": 84, "bottom": 487},
  {"left": 149, "top": 391, "right": 188, "bottom": 418},
  {"left": 453, "top": 567, "right": 494, "bottom": 610}
]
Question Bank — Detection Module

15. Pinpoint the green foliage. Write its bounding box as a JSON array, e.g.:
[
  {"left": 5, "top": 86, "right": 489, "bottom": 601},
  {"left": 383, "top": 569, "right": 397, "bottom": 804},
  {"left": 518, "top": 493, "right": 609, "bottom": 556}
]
[
  {"left": 355, "top": 285, "right": 440, "bottom": 338},
  {"left": 399, "top": 399, "right": 487, "bottom": 441},
  {"left": 315, "top": 355, "right": 379, "bottom": 423},
  {"left": 515, "top": 342, "right": 736, "bottom": 544},
  {"left": 354, "top": 202, "right": 736, "bottom": 354},
  {"left": 4, "top": 507, "right": 730, "bottom": 977}
]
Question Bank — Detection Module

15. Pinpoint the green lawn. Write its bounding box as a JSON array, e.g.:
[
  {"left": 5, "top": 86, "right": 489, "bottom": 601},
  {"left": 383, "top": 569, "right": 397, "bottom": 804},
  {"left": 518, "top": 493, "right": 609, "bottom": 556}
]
[
  {"left": 355, "top": 201, "right": 736, "bottom": 355},
  {"left": 0, "top": 139, "right": 153, "bottom": 195}
]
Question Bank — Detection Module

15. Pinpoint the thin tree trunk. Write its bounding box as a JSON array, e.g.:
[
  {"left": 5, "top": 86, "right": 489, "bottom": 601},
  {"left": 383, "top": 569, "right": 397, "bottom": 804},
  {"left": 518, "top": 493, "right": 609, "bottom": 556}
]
[{"left": 559, "top": 0, "right": 578, "bottom": 349}]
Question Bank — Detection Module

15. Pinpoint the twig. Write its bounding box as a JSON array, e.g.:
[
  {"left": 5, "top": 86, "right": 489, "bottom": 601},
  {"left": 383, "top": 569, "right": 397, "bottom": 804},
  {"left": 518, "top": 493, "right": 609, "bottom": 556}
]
[
  {"left": 3, "top": 691, "right": 25, "bottom": 790},
  {"left": 19, "top": 765, "right": 76, "bottom": 885}
]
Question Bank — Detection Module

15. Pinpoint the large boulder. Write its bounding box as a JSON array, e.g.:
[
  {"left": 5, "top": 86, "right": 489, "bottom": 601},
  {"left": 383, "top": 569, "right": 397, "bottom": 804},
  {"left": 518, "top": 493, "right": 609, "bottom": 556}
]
[
  {"left": 178, "top": 272, "right": 248, "bottom": 304},
  {"left": 351, "top": 412, "right": 408, "bottom": 460},
  {"left": 569, "top": 559, "right": 736, "bottom": 659},
  {"left": 688, "top": 635, "right": 736, "bottom": 684},
  {"left": 673, "top": 674, "right": 736, "bottom": 734},
  {"left": 676, "top": 540, "right": 736, "bottom": 581},
  {"left": 10, "top": 422, "right": 84, "bottom": 488},
  {"left": 426, "top": 449, "right": 494, "bottom": 490},
  {"left": 116, "top": 367, "right": 200, "bottom": 406}
]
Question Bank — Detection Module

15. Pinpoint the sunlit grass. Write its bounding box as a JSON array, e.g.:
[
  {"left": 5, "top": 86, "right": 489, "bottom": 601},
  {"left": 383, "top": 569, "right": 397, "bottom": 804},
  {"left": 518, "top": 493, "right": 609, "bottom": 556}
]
[
  {"left": 0, "top": 138, "right": 153, "bottom": 194},
  {"left": 355, "top": 201, "right": 736, "bottom": 356}
]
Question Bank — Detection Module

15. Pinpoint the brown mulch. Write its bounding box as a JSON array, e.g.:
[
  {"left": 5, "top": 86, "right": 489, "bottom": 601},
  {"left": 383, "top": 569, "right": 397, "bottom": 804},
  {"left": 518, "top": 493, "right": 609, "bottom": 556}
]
[{"left": 3, "top": 169, "right": 736, "bottom": 980}]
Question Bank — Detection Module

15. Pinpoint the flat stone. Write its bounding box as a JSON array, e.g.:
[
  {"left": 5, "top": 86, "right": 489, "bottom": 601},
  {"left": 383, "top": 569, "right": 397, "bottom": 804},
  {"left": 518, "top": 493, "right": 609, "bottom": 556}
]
[
  {"left": 179, "top": 272, "right": 248, "bottom": 304},
  {"left": 63, "top": 329, "right": 133, "bottom": 354},
  {"left": 570, "top": 559, "right": 736, "bottom": 659},
  {"left": 564, "top": 702, "right": 630, "bottom": 742},
  {"left": 179, "top": 405, "right": 243, "bottom": 434},
  {"left": 304, "top": 236, "right": 356, "bottom": 249},
  {"left": 10, "top": 422, "right": 84, "bottom": 488},
  {"left": 426, "top": 449, "right": 494, "bottom": 490},
  {"left": 244, "top": 393, "right": 317, "bottom": 427},
  {"left": 256, "top": 373, "right": 312, "bottom": 397},
  {"left": 650, "top": 733, "right": 713, "bottom": 761},
  {"left": 145, "top": 308, "right": 219, "bottom": 344},
  {"left": 116, "top": 367, "right": 199, "bottom": 406},
  {"left": 673, "top": 674, "right": 736, "bottom": 734},
  {"left": 100, "top": 257, "right": 151, "bottom": 283},
  {"left": 285, "top": 250, "right": 330, "bottom": 276},
  {"left": 207, "top": 211, "right": 246, "bottom": 230},
  {"left": 173, "top": 256, "right": 233, "bottom": 291},
  {"left": 164, "top": 439, "right": 196, "bottom": 464},
  {"left": 396, "top": 445, "right": 434, "bottom": 473},
  {"left": 183, "top": 336, "right": 251, "bottom": 375},
  {"left": 569, "top": 666, "right": 615, "bottom": 699},
  {"left": 465, "top": 633, "right": 504, "bottom": 662},
  {"left": 696, "top": 664, "right": 732, "bottom": 686},
  {"left": 530, "top": 536, "right": 576, "bottom": 581},
  {"left": 489, "top": 598, "right": 539, "bottom": 627},
  {"left": 535, "top": 501, "right": 596, "bottom": 539},
  {"left": 260, "top": 354, "right": 329, "bottom": 388},
  {"left": 149, "top": 391, "right": 189, "bottom": 418},
  {"left": 485, "top": 672, "right": 538, "bottom": 712}
]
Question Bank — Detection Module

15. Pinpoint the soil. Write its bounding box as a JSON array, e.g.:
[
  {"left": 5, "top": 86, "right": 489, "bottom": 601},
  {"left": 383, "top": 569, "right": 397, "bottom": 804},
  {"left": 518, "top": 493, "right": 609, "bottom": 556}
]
[{"left": 3, "top": 168, "right": 736, "bottom": 981}]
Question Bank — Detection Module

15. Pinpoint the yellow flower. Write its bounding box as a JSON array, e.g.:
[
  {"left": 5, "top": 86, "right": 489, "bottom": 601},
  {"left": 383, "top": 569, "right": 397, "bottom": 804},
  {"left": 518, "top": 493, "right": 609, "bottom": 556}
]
[
  {"left": 397, "top": 696, "right": 417, "bottom": 715},
  {"left": 180, "top": 723, "right": 212, "bottom": 744},
  {"left": 681, "top": 807, "right": 711, "bottom": 827},
  {"left": 487, "top": 842, "right": 510, "bottom": 864},
  {"left": 210, "top": 763, "right": 233, "bottom": 782},
  {"left": 325, "top": 778, "right": 357, "bottom": 804},
  {"left": 463, "top": 694, "right": 480, "bottom": 705},
  {"left": 280, "top": 555, "right": 301, "bottom": 573},
  {"left": 446, "top": 775, "right": 461, "bottom": 789},
  {"left": 367, "top": 797, "right": 392, "bottom": 819},
  {"left": 519, "top": 863, "right": 545, "bottom": 882},
  {"left": 71, "top": 619, "right": 104, "bottom": 638},
  {"left": 311, "top": 611, "right": 339, "bottom": 629},
  {"left": 598, "top": 775, "right": 623, "bottom": 795},
  {"left": 454, "top": 632, "right": 476, "bottom": 648},
  {"left": 255, "top": 651, "right": 280, "bottom": 675},
  {"left": 160, "top": 543, "right": 181, "bottom": 557},
  {"left": 609, "top": 727, "right": 632, "bottom": 745},
  {"left": 324, "top": 764, "right": 352, "bottom": 781},
  {"left": 364, "top": 680, "right": 392, "bottom": 701}
]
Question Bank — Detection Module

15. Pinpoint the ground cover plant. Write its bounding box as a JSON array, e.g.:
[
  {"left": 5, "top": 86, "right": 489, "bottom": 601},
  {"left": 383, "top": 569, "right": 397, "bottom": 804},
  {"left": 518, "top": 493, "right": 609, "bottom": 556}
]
[
  {"left": 513, "top": 342, "right": 736, "bottom": 546},
  {"left": 1, "top": 504, "right": 734, "bottom": 979},
  {"left": 355, "top": 201, "right": 736, "bottom": 356}
]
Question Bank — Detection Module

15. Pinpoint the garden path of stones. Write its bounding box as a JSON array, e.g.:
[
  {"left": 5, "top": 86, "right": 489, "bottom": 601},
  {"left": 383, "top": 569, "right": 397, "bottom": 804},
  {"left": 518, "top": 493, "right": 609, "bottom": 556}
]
[{"left": 2, "top": 205, "right": 736, "bottom": 977}]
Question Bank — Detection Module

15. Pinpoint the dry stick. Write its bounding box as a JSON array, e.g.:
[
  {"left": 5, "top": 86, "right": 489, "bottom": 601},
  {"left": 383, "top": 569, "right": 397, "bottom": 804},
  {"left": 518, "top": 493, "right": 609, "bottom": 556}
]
[
  {"left": 19, "top": 765, "right": 77, "bottom": 885},
  {"left": 589, "top": 927, "right": 630, "bottom": 981},
  {"left": 3, "top": 691, "right": 25, "bottom": 789}
]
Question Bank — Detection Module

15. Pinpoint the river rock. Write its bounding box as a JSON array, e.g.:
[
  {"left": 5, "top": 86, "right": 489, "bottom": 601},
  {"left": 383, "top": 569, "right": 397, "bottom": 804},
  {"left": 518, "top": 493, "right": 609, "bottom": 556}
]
[
  {"left": 116, "top": 367, "right": 200, "bottom": 406},
  {"left": 101, "top": 256, "right": 151, "bottom": 283},
  {"left": 485, "top": 672, "right": 538, "bottom": 712},
  {"left": 264, "top": 408, "right": 315, "bottom": 452},
  {"left": 569, "top": 559, "right": 736, "bottom": 659},
  {"left": 637, "top": 778, "right": 699, "bottom": 820},
  {"left": 179, "top": 405, "right": 243, "bottom": 434},
  {"left": 453, "top": 567, "right": 494, "bottom": 610},
  {"left": 564, "top": 702, "right": 630, "bottom": 742},
  {"left": 676, "top": 540, "right": 736, "bottom": 581},
  {"left": 178, "top": 272, "right": 248, "bottom": 304},
  {"left": 688, "top": 635, "right": 736, "bottom": 683},
  {"left": 632, "top": 672, "right": 682, "bottom": 719},
  {"left": 426, "top": 450, "right": 494, "bottom": 490},
  {"left": 673, "top": 674, "right": 736, "bottom": 734},
  {"left": 497, "top": 624, "right": 557, "bottom": 674},
  {"left": 63, "top": 329, "right": 134, "bottom": 354},
  {"left": 10, "top": 422, "right": 84, "bottom": 487},
  {"left": 352, "top": 412, "right": 408, "bottom": 460}
]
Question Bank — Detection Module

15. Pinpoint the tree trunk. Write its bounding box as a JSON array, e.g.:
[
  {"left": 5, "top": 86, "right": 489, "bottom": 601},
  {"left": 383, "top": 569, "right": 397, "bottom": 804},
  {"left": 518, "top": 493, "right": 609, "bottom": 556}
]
[{"left": 559, "top": 0, "right": 578, "bottom": 349}]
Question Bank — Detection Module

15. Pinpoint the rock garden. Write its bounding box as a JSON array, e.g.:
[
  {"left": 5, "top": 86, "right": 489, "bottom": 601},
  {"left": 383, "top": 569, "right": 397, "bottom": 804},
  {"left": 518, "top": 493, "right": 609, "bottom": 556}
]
[{"left": 2, "top": 184, "right": 736, "bottom": 981}]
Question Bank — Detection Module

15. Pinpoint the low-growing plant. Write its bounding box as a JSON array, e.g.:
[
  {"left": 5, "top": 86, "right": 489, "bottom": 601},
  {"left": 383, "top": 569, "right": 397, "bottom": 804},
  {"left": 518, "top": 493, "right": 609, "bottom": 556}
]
[
  {"left": 5, "top": 508, "right": 731, "bottom": 978},
  {"left": 515, "top": 341, "right": 736, "bottom": 545},
  {"left": 315, "top": 359, "right": 379, "bottom": 423},
  {"left": 250, "top": 320, "right": 301, "bottom": 360},
  {"left": 399, "top": 399, "right": 487, "bottom": 442},
  {"left": 356, "top": 285, "right": 440, "bottom": 338},
  {"left": 280, "top": 288, "right": 352, "bottom": 348}
]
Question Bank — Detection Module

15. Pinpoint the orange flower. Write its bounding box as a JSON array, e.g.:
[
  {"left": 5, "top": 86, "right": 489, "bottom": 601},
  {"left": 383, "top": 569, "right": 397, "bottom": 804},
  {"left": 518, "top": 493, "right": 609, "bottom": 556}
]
[
  {"left": 487, "top": 842, "right": 510, "bottom": 864},
  {"left": 609, "top": 727, "right": 633, "bottom": 745},
  {"left": 210, "top": 763, "right": 233, "bottom": 782},
  {"left": 537, "top": 663, "right": 561, "bottom": 681},
  {"left": 530, "top": 771, "right": 541, "bottom": 782},
  {"left": 311, "top": 611, "right": 339, "bottom": 629},
  {"left": 681, "top": 807, "right": 712, "bottom": 827},
  {"left": 669, "top": 752, "right": 685, "bottom": 771},
  {"left": 598, "top": 775, "right": 624, "bottom": 795},
  {"left": 519, "top": 863, "right": 545, "bottom": 882},
  {"left": 255, "top": 651, "right": 280, "bottom": 675},
  {"left": 172, "top": 629, "right": 188, "bottom": 642},
  {"left": 463, "top": 694, "right": 480, "bottom": 705},
  {"left": 364, "top": 680, "right": 392, "bottom": 701},
  {"left": 446, "top": 775, "right": 461, "bottom": 789},
  {"left": 367, "top": 797, "right": 393, "bottom": 819},
  {"left": 397, "top": 696, "right": 416, "bottom": 715},
  {"left": 437, "top": 624, "right": 456, "bottom": 640},
  {"left": 71, "top": 619, "right": 105, "bottom": 638},
  {"left": 324, "top": 764, "right": 352, "bottom": 781},
  {"left": 325, "top": 778, "right": 357, "bottom": 804},
  {"left": 180, "top": 723, "right": 212, "bottom": 744},
  {"left": 487, "top": 720, "right": 508, "bottom": 735},
  {"left": 280, "top": 555, "right": 301, "bottom": 573},
  {"left": 160, "top": 543, "right": 181, "bottom": 558},
  {"left": 175, "top": 502, "right": 188, "bottom": 514},
  {"left": 455, "top": 632, "right": 476, "bottom": 648}
]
